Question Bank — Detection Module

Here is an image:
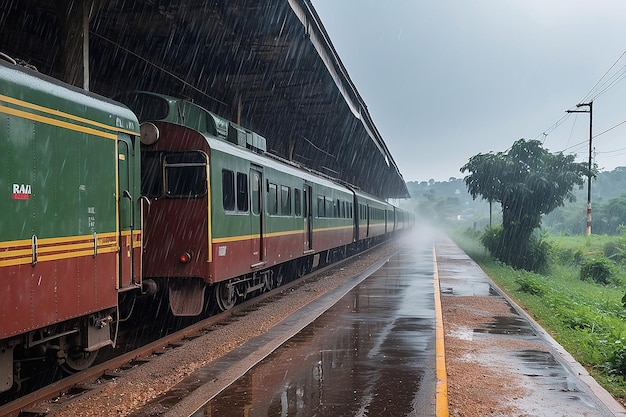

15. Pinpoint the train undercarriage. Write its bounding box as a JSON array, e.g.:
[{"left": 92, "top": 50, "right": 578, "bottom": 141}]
[
  {"left": 1, "top": 309, "right": 116, "bottom": 395},
  {"left": 163, "top": 244, "right": 363, "bottom": 317}
]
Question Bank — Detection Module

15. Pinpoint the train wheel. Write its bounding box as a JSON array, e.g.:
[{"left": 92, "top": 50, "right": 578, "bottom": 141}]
[
  {"left": 59, "top": 349, "right": 98, "bottom": 374},
  {"left": 263, "top": 272, "right": 273, "bottom": 292},
  {"left": 214, "top": 282, "right": 237, "bottom": 311},
  {"left": 274, "top": 270, "right": 284, "bottom": 287},
  {"left": 296, "top": 260, "right": 307, "bottom": 278}
]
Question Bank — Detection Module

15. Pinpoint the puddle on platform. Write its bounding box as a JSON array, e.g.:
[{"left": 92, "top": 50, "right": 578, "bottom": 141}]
[
  {"left": 474, "top": 316, "right": 535, "bottom": 336},
  {"left": 448, "top": 326, "right": 473, "bottom": 341}
]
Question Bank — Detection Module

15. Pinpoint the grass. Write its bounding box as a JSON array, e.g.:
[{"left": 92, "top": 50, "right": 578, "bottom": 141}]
[{"left": 449, "top": 228, "right": 626, "bottom": 403}]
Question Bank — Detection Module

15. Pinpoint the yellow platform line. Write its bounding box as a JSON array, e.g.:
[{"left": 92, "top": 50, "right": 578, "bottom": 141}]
[{"left": 433, "top": 246, "right": 449, "bottom": 417}]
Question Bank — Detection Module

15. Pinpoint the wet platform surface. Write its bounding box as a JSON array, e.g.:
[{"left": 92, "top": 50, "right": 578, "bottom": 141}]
[{"left": 157, "top": 230, "right": 626, "bottom": 417}]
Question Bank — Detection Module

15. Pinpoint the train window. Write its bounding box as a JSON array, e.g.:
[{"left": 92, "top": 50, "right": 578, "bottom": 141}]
[
  {"left": 251, "top": 172, "right": 261, "bottom": 215},
  {"left": 317, "top": 195, "right": 325, "bottom": 217},
  {"left": 222, "top": 170, "right": 235, "bottom": 211},
  {"left": 268, "top": 183, "right": 278, "bottom": 215},
  {"left": 294, "top": 188, "right": 301, "bottom": 217},
  {"left": 237, "top": 172, "right": 249, "bottom": 212},
  {"left": 335, "top": 199, "right": 340, "bottom": 218},
  {"left": 141, "top": 151, "right": 163, "bottom": 198},
  {"left": 280, "top": 186, "right": 291, "bottom": 215},
  {"left": 341, "top": 201, "right": 346, "bottom": 218},
  {"left": 164, "top": 152, "right": 207, "bottom": 198},
  {"left": 325, "top": 197, "right": 335, "bottom": 217}
]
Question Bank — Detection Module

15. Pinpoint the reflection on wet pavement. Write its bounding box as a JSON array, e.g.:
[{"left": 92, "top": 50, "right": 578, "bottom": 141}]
[
  {"left": 194, "top": 238, "right": 437, "bottom": 417},
  {"left": 435, "top": 254, "right": 492, "bottom": 296}
]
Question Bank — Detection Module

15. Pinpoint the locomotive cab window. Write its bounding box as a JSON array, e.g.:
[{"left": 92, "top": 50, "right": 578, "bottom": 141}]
[
  {"left": 141, "top": 151, "right": 163, "bottom": 198},
  {"left": 164, "top": 151, "right": 207, "bottom": 198}
]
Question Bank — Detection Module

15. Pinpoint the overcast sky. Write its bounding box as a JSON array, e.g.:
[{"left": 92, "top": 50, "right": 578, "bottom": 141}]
[{"left": 312, "top": 0, "right": 626, "bottom": 183}]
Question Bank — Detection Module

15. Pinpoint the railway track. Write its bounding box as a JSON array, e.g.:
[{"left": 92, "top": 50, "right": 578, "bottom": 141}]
[{"left": 0, "top": 244, "right": 393, "bottom": 417}]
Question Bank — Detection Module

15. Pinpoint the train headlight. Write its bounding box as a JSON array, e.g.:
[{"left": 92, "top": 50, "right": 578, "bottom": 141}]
[
  {"left": 140, "top": 122, "right": 159, "bottom": 145},
  {"left": 179, "top": 252, "right": 192, "bottom": 264}
]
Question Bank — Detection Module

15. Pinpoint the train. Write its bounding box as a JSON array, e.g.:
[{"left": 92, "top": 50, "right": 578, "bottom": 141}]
[{"left": 0, "top": 59, "right": 413, "bottom": 394}]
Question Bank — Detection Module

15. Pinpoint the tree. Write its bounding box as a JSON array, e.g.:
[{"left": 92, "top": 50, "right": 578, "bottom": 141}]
[
  {"left": 461, "top": 139, "right": 588, "bottom": 270},
  {"left": 595, "top": 195, "right": 626, "bottom": 234}
]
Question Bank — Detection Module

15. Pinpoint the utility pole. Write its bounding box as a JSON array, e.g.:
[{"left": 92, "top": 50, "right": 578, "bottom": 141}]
[{"left": 566, "top": 101, "right": 593, "bottom": 236}]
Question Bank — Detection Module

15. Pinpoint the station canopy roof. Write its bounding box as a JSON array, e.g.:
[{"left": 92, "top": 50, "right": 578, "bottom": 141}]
[{"left": 1, "top": 0, "right": 410, "bottom": 198}]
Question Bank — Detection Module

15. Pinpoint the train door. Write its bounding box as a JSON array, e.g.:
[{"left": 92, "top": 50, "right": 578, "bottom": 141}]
[
  {"left": 250, "top": 167, "right": 265, "bottom": 266},
  {"left": 117, "top": 135, "right": 137, "bottom": 289},
  {"left": 303, "top": 183, "right": 313, "bottom": 252}
]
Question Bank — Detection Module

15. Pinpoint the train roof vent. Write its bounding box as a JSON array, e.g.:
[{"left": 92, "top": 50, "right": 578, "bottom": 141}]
[
  {"left": 205, "top": 112, "right": 228, "bottom": 140},
  {"left": 227, "top": 122, "right": 247, "bottom": 147},
  {"left": 247, "top": 132, "right": 267, "bottom": 153}
]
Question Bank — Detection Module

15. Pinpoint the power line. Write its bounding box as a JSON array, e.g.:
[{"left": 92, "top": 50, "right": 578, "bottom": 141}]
[
  {"left": 586, "top": 64, "right": 626, "bottom": 102},
  {"left": 581, "top": 49, "right": 626, "bottom": 102},
  {"left": 91, "top": 32, "right": 228, "bottom": 107},
  {"left": 560, "top": 139, "right": 588, "bottom": 153},
  {"left": 592, "top": 119, "right": 626, "bottom": 139},
  {"left": 596, "top": 145, "right": 626, "bottom": 155},
  {"left": 540, "top": 49, "right": 626, "bottom": 147}
]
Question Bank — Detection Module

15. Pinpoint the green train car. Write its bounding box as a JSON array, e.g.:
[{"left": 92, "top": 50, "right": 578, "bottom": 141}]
[
  {"left": 0, "top": 61, "right": 142, "bottom": 392},
  {"left": 123, "top": 92, "right": 412, "bottom": 315}
]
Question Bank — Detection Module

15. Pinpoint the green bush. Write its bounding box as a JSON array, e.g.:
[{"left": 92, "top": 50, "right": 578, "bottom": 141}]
[
  {"left": 580, "top": 257, "right": 617, "bottom": 285},
  {"left": 479, "top": 226, "right": 551, "bottom": 273},
  {"left": 574, "top": 249, "right": 585, "bottom": 265},
  {"left": 524, "top": 233, "right": 552, "bottom": 273},
  {"left": 609, "top": 343, "right": 626, "bottom": 376},
  {"left": 604, "top": 241, "right": 626, "bottom": 263},
  {"left": 553, "top": 247, "right": 575, "bottom": 264},
  {"left": 553, "top": 247, "right": 585, "bottom": 265},
  {"left": 517, "top": 274, "right": 545, "bottom": 296},
  {"left": 479, "top": 225, "right": 502, "bottom": 255}
]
